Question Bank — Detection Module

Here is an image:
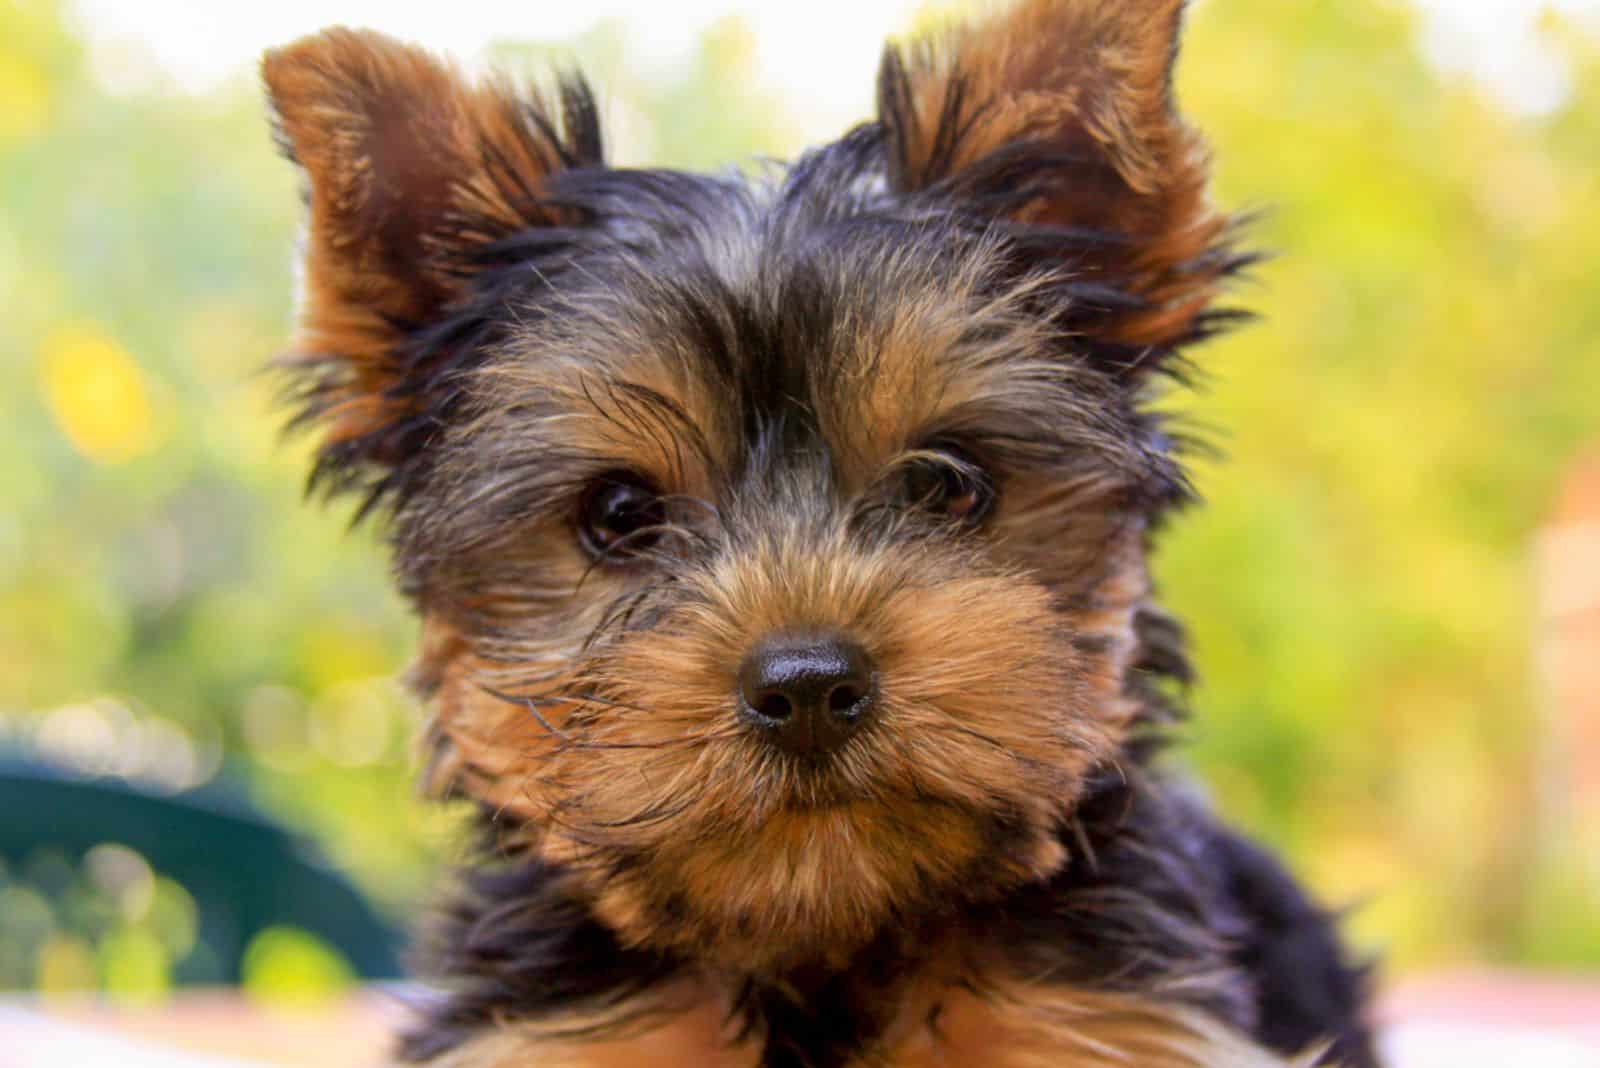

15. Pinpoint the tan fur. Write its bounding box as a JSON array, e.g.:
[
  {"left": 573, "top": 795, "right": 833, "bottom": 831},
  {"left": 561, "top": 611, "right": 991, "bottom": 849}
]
[
  {"left": 468, "top": 342, "right": 733, "bottom": 501},
  {"left": 893, "top": 982, "right": 1327, "bottom": 1068},
  {"left": 416, "top": 513, "right": 1121, "bottom": 969},
  {"left": 402, "top": 268, "right": 1163, "bottom": 965},
  {"left": 885, "top": 0, "right": 1230, "bottom": 351},
  {"left": 419, "top": 979, "right": 1323, "bottom": 1068},
  {"left": 422, "top": 982, "right": 756, "bottom": 1068},
  {"left": 812, "top": 251, "right": 1098, "bottom": 489},
  {"left": 401, "top": 238, "right": 1161, "bottom": 962}
]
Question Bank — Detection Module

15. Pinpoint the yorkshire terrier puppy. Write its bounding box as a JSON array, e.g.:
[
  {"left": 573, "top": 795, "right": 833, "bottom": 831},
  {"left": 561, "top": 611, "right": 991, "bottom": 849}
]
[{"left": 262, "top": 2, "right": 1379, "bottom": 1065}]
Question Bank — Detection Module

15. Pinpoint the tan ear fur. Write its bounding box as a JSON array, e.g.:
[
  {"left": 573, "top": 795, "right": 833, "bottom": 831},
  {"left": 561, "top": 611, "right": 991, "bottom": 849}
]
[
  {"left": 879, "top": 0, "right": 1243, "bottom": 356},
  {"left": 262, "top": 28, "right": 600, "bottom": 476}
]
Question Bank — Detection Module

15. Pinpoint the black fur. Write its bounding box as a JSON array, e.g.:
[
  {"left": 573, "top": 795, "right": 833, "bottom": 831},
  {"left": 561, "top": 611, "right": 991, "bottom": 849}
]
[
  {"left": 398, "top": 842, "right": 679, "bottom": 1063},
  {"left": 401, "top": 774, "right": 1379, "bottom": 1068},
  {"left": 1204, "top": 830, "right": 1378, "bottom": 1068}
]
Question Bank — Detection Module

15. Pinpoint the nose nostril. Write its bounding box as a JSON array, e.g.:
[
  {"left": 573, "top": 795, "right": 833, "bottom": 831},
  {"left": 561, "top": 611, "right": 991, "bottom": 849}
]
[
  {"left": 736, "top": 632, "right": 877, "bottom": 754},
  {"left": 827, "top": 682, "right": 862, "bottom": 714},
  {"left": 755, "top": 692, "right": 794, "bottom": 721}
]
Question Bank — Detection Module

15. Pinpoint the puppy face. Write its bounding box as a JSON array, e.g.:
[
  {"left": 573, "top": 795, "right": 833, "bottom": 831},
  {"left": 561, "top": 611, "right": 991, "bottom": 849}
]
[{"left": 263, "top": 0, "right": 1245, "bottom": 970}]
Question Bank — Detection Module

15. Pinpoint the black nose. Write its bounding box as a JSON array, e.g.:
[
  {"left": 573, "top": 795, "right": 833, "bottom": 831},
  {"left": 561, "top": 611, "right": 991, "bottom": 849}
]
[{"left": 737, "top": 633, "right": 877, "bottom": 755}]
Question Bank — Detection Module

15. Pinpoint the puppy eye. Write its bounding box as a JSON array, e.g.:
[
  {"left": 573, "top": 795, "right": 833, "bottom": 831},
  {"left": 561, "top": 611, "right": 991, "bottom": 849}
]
[
  {"left": 903, "top": 446, "right": 995, "bottom": 525},
  {"left": 577, "top": 471, "right": 666, "bottom": 561}
]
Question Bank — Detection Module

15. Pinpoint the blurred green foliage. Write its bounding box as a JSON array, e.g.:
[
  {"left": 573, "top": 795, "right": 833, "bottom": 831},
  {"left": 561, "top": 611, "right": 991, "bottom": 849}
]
[
  {"left": 2, "top": 0, "right": 1597, "bottom": 996},
  {"left": 1170, "top": 0, "right": 1600, "bottom": 967}
]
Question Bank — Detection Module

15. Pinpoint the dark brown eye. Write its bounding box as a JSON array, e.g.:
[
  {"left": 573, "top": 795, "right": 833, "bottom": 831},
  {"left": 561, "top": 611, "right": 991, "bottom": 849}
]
[
  {"left": 577, "top": 472, "right": 666, "bottom": 561},
  {"left": 904, "top": 446, "right": 995, "bottom": 525}
]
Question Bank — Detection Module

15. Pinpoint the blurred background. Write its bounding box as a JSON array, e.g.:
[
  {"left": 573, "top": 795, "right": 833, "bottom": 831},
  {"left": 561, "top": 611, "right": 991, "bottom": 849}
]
[{"left": 2, "top": 0, "right": 1598, "bottom": 1049}]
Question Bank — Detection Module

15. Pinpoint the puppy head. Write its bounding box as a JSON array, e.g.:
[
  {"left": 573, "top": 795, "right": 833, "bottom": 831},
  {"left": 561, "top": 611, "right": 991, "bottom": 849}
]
[{"left": 264, "top": 0, "right": 1245, "bottom": 971}]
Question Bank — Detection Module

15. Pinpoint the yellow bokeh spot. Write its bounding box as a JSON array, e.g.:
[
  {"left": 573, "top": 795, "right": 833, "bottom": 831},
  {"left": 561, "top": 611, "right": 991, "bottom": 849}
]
[
  {"left": 242, "top": 926, "right": 354, "bottom": 1007},
  {"left": 100, "top": 926, "right": 171, "bottom": 1005},
  {"left": 0, "top": 52, "right": 50, "bottom": 144},
  {"left": 36, "top": 934, "right": 98, "bottom": 994},
  {"left": 297, "top": 623, "right": 392, "bottom": 692},
  {"left": 38, "top": 323, "right": 162, "bottom": 464}
]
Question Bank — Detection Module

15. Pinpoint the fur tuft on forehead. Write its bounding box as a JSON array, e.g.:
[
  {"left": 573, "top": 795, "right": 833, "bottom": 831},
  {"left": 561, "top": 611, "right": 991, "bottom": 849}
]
[{"left": 405, "top": 209, "right": 1184, "bottom": 562}]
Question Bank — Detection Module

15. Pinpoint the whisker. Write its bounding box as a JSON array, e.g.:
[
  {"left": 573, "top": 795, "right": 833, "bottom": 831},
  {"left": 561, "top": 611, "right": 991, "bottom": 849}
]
[{"left": 478, "top": 683, "right": 576, "bottom": 743}]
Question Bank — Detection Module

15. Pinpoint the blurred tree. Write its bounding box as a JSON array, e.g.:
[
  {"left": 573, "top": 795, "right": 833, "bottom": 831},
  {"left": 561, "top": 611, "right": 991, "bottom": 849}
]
[
  {"left": 2, "top": 0, "right": 1597, "bottom": 992},
  {"left": 1168, "top": 0, "right": 1600, "bottom": 967}
]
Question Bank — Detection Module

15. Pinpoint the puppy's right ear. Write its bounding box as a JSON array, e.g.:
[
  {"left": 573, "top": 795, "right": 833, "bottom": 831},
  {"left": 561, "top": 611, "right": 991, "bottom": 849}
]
[{"left": 263, "top": 28, "right": 601, "bottom": 508}]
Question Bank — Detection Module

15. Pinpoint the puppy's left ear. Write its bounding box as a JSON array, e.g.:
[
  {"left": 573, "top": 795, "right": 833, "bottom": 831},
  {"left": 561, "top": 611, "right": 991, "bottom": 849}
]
[
  {"left": 263, "top": 28, "right": 601, "bottom": 505},
  {"left": 879, "top": 0, "right": 1248, "bottom": 376}
]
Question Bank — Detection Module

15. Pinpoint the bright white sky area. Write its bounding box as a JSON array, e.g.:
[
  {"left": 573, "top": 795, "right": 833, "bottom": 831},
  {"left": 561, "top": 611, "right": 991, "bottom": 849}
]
[{"left": 69, "top": 0, "right": 1600, "bottom": 138}]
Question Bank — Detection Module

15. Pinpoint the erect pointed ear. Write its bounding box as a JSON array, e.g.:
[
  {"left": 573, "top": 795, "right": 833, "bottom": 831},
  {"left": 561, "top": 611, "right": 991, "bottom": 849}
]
[
  {"left": 262, "top": 28, "right": 602, "bottom": 507},
  {"left": 878, "top": 0, "right": 1249, "bottom": 374}
]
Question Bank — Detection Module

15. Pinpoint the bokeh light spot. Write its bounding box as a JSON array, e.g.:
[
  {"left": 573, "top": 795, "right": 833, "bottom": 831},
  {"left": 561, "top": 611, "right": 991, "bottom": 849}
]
[
  {"left": 241, "top": 926, "right": 355, "bottom": 1007},
  {"left": 37, "top": 323, "right": 163, "bottom": 464}
]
